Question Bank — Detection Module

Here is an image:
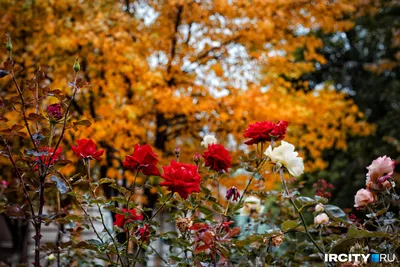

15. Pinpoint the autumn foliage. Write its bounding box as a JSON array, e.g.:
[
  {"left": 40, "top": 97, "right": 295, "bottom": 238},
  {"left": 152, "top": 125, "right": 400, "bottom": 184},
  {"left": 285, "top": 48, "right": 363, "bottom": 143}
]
[{"left": 0, "top": 0, "right": 373, "bottom": 184}]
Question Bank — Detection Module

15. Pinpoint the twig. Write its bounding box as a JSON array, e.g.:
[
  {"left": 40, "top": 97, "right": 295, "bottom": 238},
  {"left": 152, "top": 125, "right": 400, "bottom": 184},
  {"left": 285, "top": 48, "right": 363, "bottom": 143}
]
[{"left": 279, "top": 168, "right": 325, "bottom": 256}]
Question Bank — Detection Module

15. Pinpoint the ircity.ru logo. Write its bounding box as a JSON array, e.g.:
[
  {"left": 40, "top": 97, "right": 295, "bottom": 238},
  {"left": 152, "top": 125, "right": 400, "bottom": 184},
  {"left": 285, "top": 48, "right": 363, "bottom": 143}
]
[{"left": 324, "top": 253, "right": 397, "bottom": 263}]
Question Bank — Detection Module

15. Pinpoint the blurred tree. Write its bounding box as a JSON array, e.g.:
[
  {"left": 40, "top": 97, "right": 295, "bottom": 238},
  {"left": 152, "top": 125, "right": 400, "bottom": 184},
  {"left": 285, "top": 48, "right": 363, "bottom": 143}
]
[
  {"left": 0, "top": 0, "right": 372, "bottom": 186},
  {"left": 303, "top": 0, "right": 399, "bottom": 207}
]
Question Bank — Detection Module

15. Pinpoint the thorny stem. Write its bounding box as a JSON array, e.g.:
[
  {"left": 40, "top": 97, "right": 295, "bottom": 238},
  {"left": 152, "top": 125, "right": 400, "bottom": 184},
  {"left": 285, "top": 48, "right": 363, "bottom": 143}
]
[
  {"left": 0, "top": 136, "right": 36, "bottom": 220},
  {"left": 149, "top": 244, "right": 168, "bottom": 265},
  {"left": 11, "top": 75, "right": 39, "bottom": 152},
  {"left": 125, "top": 168, "right": 140, "bottom": 264},
  {"left": 30, "top": 73, "right": 79, "bottom": 266},
  {"left": 279, "top": 168, "right": 325, "bottom": 256},
  {"left": 10, "top": 70, "right": 44, "bottom": 266},
  {"left": 62, "top": 172, "right": 114, "bottom": 264},
  {"left": 86, "top": 160, "right": 124, "bottom": 266},
  {"left": 237, "top": 157, "right": 267, "bottom": 205},
  {"left": 44, "top": 73, "right": 78, "bottom": 172},
  {"left": 150, "top": 193, "right": 174, "bottom": 220},
  {"left": 132, "top": 246, "right": 142, "bottom": 267}
]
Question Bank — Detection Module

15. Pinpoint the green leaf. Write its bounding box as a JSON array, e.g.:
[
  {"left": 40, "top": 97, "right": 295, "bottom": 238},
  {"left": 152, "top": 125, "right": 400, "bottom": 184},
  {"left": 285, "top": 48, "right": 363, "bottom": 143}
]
[
  {"left": 50, "top": 175, "right": 68, "bottom": 194},
  {"left": 281, "top": 219, "right": 300, "bottom": 232},
  {"left": 347, "top": 225, "right": 388, "bottom": 238},
  {"left": 99, "top": 178, "right": 115, "bottom": 184},
  {"left": 324, "top": 204, "right": 351, "bottom": 224}
]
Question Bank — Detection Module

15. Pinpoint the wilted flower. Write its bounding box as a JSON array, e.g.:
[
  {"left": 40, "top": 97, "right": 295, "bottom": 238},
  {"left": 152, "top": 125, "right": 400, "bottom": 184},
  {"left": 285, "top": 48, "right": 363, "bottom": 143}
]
[
  {"left": 264, "top": 141, "right": 304, "bottom": 177},
  {"left": 72, "top": 139, "right": 104, "bottom": 161},
  {"left": 354, "top": 188, "right": 376, "bottom": 208},
  {"left": 243, "top": 121, "right": 288, "bottom": 145},
  {"left": 47, "top": 103, "right": 63, "bottom": 120},
  {"left": 176, "top": 217, "right": 193, "bottom": 233},
  {"left": 202, "top": 144, "right": 232, "bottom": 173},
  {"left": 174, "top": 147, "right": 181, "bottom": 159},
  {"left": 314, "top": 213, "right": 329, "bottom": 225},
  {"left": 193, "top": 152, "right": 201, "bottom": 165},
  {"left": 315, "top": 204, "right": 324, "bottom": 213},
  {"left": 201, "top": 134, "right": 217, "bottom": 148},
  {"left": 226, "top": 186, "right": 240, "bottom": 202},
  {"left": 159, "top": 161, "right": 201, "bottom": 199},
  {"left": 123, "top": 144, "right": 160, "bottom": 176},
  {"left": 271, "top": 232, "right": 284, "bottom": 247}
]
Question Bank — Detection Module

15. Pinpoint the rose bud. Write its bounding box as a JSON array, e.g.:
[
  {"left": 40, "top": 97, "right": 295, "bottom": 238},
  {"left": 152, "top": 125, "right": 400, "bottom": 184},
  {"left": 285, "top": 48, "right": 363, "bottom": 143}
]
[
  {"left": 314, "top": 213, "right": 329, "bottom": 225},
  {"left": 315, "top": 203, "right": 324, "bottom": 213},
  {"left": 226, "top": 186, "right": 240, "bottom": 202},
  {"left": 47, "top": 103, "right": 63, "bottom": 120}
]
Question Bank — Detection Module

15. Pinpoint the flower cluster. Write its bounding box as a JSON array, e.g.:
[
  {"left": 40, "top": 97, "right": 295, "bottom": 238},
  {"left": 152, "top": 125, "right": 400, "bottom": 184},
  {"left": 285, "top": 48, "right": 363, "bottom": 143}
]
[
  {"left": 354, "top": 156, "right": 395, "bottom": 207},
  {"left": 243, "top": 120, "right": 288, "bottom": 145}
]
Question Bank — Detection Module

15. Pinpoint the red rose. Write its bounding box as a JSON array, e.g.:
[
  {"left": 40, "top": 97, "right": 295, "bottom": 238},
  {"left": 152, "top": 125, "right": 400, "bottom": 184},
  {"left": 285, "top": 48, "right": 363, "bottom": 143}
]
[
  {"left": 159, "top": 161, "right": 201, "bottom": 199},
  {"left": 123, "top": 144, "right": 160, "bottom": 176},
  {"left": 243, "top": 121, "right": 288, "bottom": 145},
  {"left": 202, "top": 144, "right": 231, "bottom": 173},
  {"left": 136, "top": 224, "right": 151, "bottom": 242},
  {"left": 47, "top": 103, "right": 63, "bottom": 120},
  {"left": 72, "top": 139, "right": 104, "bottom": 161},
  {"left": 114, "top": 208, "right": 143, "bottom": 229},
  {"left": 35, "top": 146, "right": 62, "bottom": 166}
]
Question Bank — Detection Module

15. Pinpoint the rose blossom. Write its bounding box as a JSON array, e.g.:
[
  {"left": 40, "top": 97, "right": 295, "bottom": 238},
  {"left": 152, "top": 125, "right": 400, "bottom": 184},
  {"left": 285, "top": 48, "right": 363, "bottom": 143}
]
[
  {"left": 243, "top": 121, "right": 288, "bottom": 145},
  {"left": 201, "top": 134, "right": 217, "bottom": 148},
  {"left": 114, "top": 208, "right": 143, "bottom": 229},
  {"left": 366, "top": 156, "right": 395, "bottom": 191},
  {"left": 354, "top": 188, "right": 376, "bottom": 208},
  {"left": 264, "top": 141, "right": 304, "bottom": 177},
  {"left": 202, "top": 144, "right": 231, "bottom": 173},
  {"left": 123, "top": 144, "right": 160, "bottom": 176},
  {"left": 71, "top": 139, "right": 104, "bottom": 161},
  {"left": 314, "top": 213, "right": 329, "bottom": 225},
  {"left": 47, "top": 103, "right": 63, "bottom": 120},
  {"left": 159, "top": 160, "right": 201, "bottom": 199}
]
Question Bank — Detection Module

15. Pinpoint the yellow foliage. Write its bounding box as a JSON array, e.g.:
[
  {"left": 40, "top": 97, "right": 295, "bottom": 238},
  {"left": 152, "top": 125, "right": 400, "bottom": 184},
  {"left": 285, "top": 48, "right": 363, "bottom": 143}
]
[{"left": 0, "top": 0, "right": 374, "bottom": 190}]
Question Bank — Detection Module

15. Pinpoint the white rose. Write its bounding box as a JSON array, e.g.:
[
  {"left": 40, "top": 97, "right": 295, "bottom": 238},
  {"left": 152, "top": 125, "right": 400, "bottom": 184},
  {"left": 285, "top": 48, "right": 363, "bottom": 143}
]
[
  {"left": 314, "top": 213, "right": 329, "bottom": 225},
  {"left": 201, "top": 134, "right": 217, "bottom": 148},
  {"left": 264, "top": 141, "right": 304, "bottom": 177}
]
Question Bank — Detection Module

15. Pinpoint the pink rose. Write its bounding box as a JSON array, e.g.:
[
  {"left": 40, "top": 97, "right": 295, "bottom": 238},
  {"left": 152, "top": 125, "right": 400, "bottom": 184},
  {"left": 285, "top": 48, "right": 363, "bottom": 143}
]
[
  {"left": 354, "top": 188, "right": 376, "bottom": 208},
  {"left": 366, "top": 156, "right": 395, "bottom": 183}
]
